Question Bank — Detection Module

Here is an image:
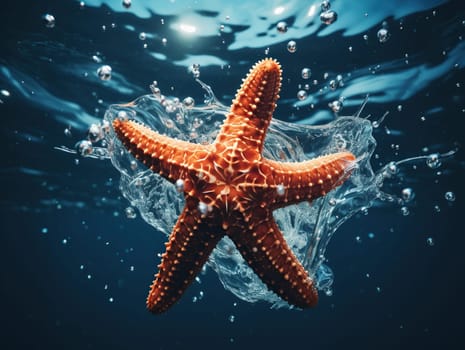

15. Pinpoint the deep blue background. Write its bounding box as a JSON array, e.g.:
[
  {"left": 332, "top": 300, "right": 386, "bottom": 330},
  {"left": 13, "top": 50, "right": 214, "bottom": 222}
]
[{"left": 1, "top": 0, "right": 464, "bottom": 349}]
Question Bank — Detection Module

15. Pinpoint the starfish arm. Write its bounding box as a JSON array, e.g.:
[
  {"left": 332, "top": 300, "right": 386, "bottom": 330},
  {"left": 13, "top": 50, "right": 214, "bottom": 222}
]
[
  {"left": 264, "top": 151, "right": 356, "bottom": 208},
  {"left": 146, "top": 198, "right": 224, "bottom": 313},
  {"left": 214, "top": 58, "right": 282, "bottom": 154},
  {"left": 227, "top": 213, "right": 318, "bottom": 309},
  {"left": 113, "top": 119, "right": 210, "bottom": 184}
]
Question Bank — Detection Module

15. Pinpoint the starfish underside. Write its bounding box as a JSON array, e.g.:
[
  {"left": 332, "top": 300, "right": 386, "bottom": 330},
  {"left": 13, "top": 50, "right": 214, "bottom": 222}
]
[{"left": 113, "top": 58, "right": 356, "bottom": 314}]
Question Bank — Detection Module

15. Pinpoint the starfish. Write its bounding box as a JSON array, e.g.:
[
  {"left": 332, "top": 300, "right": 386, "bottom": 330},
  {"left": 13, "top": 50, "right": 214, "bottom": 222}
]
[{"left": 112, "top": 58, "right": 356, "bottom": 314}]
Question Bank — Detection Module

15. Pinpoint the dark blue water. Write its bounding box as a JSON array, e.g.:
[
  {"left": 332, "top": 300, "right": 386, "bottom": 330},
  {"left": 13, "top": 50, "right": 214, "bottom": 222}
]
[{"left": 1, "top": 0, "right": 464, "bottom": 349}]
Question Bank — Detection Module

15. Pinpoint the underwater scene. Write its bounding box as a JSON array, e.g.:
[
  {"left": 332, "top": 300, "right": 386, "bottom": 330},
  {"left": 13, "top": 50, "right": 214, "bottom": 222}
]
[{"left": 1, "top": 0, "right": 464, "bottom": 349}]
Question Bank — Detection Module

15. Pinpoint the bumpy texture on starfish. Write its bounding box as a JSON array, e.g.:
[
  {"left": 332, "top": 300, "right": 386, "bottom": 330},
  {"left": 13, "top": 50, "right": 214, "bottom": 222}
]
[{"left": 113, "top": 58, "right": 356, "bottom": 313}]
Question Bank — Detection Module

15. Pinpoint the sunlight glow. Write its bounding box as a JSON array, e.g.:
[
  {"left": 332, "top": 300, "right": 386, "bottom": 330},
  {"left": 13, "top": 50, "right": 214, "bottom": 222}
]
[
  {"left": 177, "top": 23, "right": 197, "bottom": 34},
  {"left": 273, "top": 6, "right": 285, "bottom": 15},
  {"left": 307, "top": 4, "right": 317, "bottom": 17}
]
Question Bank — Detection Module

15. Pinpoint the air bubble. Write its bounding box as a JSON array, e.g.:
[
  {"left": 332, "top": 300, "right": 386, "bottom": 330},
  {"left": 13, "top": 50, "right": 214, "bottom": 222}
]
[
  {"left": 150, "top": 82, "right": 161, "bottom": 97},
  {"left": 92, "top": 55, "right": 102, "bottom": 63},
  {"left": 125, "top": 206, "right": 137, "bottom": 219},
  {"left": 297, "top": 90, "right": 308, "bottom": 101},
  {"left": 189, "top": 64, "right": 200, "bottom": 78},
  {"left": 122, "top": 0, "right": 131, "bottom": 8},
  {"left": 329, "top": 99, "right": 343, "bottom": 113},
  {"left": 301, "top": 68, "right": 311, "bottom": 79},
  {"left": 320, "top": 10, "right": 338, "bottom": 25},
  {"left": 198, "top": 202, "right": 209, "bottom": 215},
  {"left": 117, "top": 110, "right": 128, "bottom": 121},
  {"left": 228, "top": 315, "right": 235, "bottom": 323},
  {"left": 377, "top": 28, "right": 390, "bottom": 43},
  {"left": 101, "top": 120, "right": 110, "bottom": 134},
  {"left": 139, "top": 32, "right": 147, "bottom": 40},
  {"left": 321, "top": 0, "right": 331, "bottom": 11},
  {"left": 444, "top": 191, "right": 455, "bottom": 202},
  {"left": 97, "top": 65, "right": 112, "bottom": 81},
  {"left": 400, "top": 206, "right": 410, "bottom": 216},
  {"left": 276, "top": 21, "right": 288, "bottom": 33},
  {"left": 88, "top": 123, "right": 103, "bottom": 143},
  {"left": 43, "top": 14, "right": 56, "bottom": 28},
  {"left": 426, "top": 237, "right": 434, "bottom": 246},
  {"left": 426, "top": 153, "right": 441, "bottom": 169},
  {"left": 276, "top": 184, "right": 285, "bottom": 196},
  {"left": 175, "top": 179, "right": 185, "bottom": 192},
  {"left": 287, "top": 40, "right": 297, "bottom": 53},
  {"left": 401, "top": 188, "right": 415, "bottom": 202},
  {"left": 386, "top": 161, "right": 398, "bottom": 175},
  {"left": 75, "top": 140, "right": 93, "bottom": 157},
  {"left": 329, "top": 79, "right": 337, "bottom": 90},
  {"left": 183, "top": 96, "right": 195, "bottom": 108}
]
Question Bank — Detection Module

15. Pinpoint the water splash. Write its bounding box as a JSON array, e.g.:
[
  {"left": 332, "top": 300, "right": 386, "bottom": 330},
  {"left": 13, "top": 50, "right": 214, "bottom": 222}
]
[{"left": 68, "top": 79, "right": 454, "bottom": 308}]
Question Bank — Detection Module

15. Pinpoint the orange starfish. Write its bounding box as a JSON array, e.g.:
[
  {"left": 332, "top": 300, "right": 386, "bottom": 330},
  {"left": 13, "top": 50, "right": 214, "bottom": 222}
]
[{"left": 113, "top": 58, "right": 356, "bottom": 313}]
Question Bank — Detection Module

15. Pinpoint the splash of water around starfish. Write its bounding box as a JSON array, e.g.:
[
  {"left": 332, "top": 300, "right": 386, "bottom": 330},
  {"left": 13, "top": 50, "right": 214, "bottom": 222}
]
[{"left": 103, "top": 66, "right": 374, "bottom": 308}]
